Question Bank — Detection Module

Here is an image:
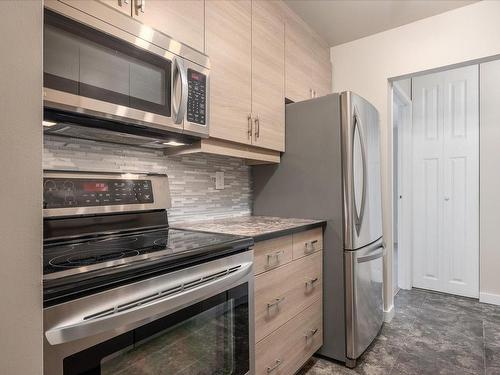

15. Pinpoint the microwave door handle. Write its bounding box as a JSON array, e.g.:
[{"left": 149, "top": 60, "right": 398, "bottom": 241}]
[
  {"left": 172, "top": 57, "right": 188, "bottom": 124},
  {"left": 45, "top": 262, "right": 252, "bottom": 345}
]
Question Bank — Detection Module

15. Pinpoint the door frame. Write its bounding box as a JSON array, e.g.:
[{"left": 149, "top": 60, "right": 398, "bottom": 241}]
[{"left": 392, "top": 82, "right": 413, "bottom": 291}]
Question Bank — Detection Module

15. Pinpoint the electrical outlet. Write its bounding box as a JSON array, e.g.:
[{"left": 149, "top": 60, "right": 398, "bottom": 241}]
[{"left": 215, "top": 171, "right": 224, "bottom": 190}]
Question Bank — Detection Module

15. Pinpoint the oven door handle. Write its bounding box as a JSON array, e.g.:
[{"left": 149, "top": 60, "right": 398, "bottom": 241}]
[{"left": 45, "top": 262, "right": 252, "bottom": 345}]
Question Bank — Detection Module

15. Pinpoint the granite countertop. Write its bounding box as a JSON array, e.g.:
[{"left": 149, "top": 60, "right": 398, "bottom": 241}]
[{"left": 173, "top": 216, "right": 326, "bottom": 242}]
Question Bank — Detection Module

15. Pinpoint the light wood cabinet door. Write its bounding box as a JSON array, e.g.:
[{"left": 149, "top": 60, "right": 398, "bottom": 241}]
[
  {"left": 255, "top": 298, "right": 322, "bottom": 375},
  {"left": 311, "top": 35, "right": 331, "bottom": 98},
  {"left": 284, "top": 10, "right": 314, "bottom": 103},
  {"left": 254, "top": 251, "right": 322, "bottom": 342},
  {"left": 251, "top": 0, "right": 285, "bottom": 152},
  {"left": 59, "top": 0, "right": 132, "bottom": 16},
  {"left": 99, "top": 0, "right": 131, "bottom": 15},
  {"left": 253, "top": 235, "right": 293, "bottom": 275},
  {"left": 206, "top": 0, "right": 253, "bottom": 145},
  {"left": 132, "top": 0, "right": 204, "bottom": 52}
]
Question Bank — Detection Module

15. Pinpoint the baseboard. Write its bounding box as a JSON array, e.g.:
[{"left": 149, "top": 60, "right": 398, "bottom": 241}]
[
  {"left": 383, "top": 305, "right": 394, "bottom": 322},
  {"left": 480, "top": 292, "right": 500, "bottom": 306}
]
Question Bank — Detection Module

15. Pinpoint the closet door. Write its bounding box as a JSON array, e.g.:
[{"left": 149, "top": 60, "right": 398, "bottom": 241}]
[{"left": 412, "top": 66, "right": 479, "bottom": 298}]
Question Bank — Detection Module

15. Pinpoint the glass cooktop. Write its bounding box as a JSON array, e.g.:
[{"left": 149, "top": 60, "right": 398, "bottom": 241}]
[{"left": 43, "top": 228, "right": 249, "bottom": 279}]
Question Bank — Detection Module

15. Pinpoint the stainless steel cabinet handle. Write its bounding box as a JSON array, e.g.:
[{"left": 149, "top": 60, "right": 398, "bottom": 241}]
[
  {"left": 266, "top": 359, "right": 282, "bottom": 373},
  {"left": 123, "top": 0, "right": 129, "bottom": 5},
  {"left": 304, "top": 239, "right": 318, "bottom": 253},
  {"left": 247, "top": 114, "right": 252, "bottom": 139},
  {"left": 254, "top": 116, "right": 260, "bottom": 139},
  {"left": 266, "top": 250, "right": 284, "bottom": 267},
  {"left": 305, "top": 328, "right": 319, "bottom": 342},
  {"left": 267, "top": 296, "right": 285, "bottom": 310},
  {"left": 138, "top": 0, "right": 145, "bottom": 12},
  {"left": 305, "top": 277, "right": 319, "bottom": 289}
]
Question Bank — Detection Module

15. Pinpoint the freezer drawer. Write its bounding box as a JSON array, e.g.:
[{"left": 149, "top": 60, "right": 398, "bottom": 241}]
[{"left": 345, "top": 239, "right": 384, "bottom": 362}]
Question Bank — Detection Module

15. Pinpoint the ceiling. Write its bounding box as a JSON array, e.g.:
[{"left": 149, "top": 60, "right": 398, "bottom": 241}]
[{"left": 284, "top": 0, "right": 478, "bottom": 46}]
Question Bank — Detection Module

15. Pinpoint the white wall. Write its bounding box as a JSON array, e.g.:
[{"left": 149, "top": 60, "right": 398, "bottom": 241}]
[
  {"left": 0, "top": 1, "right": 43, "bottom": 374},
  {"left": 330, "top": 0, "right": 500, "bottom": 309}
]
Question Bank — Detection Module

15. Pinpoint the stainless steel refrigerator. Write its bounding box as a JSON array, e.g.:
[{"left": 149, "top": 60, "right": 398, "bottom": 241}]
[{"left": 253, "top": 91, "right": 384, "bottom": 367}]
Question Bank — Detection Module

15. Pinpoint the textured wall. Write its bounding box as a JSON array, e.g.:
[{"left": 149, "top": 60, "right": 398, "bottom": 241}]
[{"left": 43, "top": 136, "right": 252, "bottom": 223}]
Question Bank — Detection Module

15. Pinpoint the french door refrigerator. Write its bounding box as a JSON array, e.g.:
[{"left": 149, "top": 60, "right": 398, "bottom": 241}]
[{"left": 253, "top": 91, "right": 384, "bottom": 367}]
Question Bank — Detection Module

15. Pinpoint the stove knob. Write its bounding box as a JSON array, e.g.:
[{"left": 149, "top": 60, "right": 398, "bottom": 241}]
[
  {"left": 64, "top": 181, "right": 75, "bottom": 191},
  {"left": 44, "top": 180, "right": 57, "bottom": 192}
]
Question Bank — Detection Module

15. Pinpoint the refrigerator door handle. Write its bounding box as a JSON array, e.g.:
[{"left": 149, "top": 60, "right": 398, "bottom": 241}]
[
  {"left": 352, "top": 108, "right": 368, "bottom": 235},
  {"left": 356, "top": 246, "right": 384, "bottom": 263}
]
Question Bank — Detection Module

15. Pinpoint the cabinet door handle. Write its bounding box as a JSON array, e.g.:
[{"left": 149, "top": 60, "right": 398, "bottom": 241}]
[
  {"left": 266, "top": 250, "right": 284, "bottom": 268},
  {"left": 305, "top": 277, "right": 319, "bottom": 289},
  {"left": 305, "top": 328, "right": 319, "bottom": 341},
  {"left": 247, "top": 114, "right": 252, "bottom": 139},
  {"left": 138, "top": 0, "right": 145, "bottom": 12},
  {"left": 254, "top": 116, "right": 260, "bottom": 139},
  {"left": 304, "top": 239, "right": 318, "bottom": 253},
  {"left": 267, "top": 296, "right": 285, "bottom": 310},
  {"left": 123, "top": 0, "right": 129, "bottom": 5},
  {"left": 266, "top": 359, "right": 282, "bottom": 373}
]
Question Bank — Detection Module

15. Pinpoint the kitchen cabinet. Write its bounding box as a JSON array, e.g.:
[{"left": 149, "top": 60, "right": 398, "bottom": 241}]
[
  {"left": 206, "top": 0, "right": 285, "bottom": 152},
  {"left": 284, "top": 6, "right": 331, "bottom": 102},
  {"left": 58, "top": 0, "right": 132, "bottom": 17},
  {"left": 132, "top": 0, "right": 205, "bottom": 53},
  {"left": 98, "top": 0, "right": 131, "bottom": 15},
  {"left": 251, "top": 0, "right": 285, "bottom": 151},
  {"left": 253, "top": 228, "right": 324, "bottom": 374},
  {"left": 205, "top": 0, "right": 253, "bottom": 146}
]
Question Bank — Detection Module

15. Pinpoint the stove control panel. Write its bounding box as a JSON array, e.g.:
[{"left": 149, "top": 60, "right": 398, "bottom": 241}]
[{"left": 43, "top": 178, "right": 154, "bottom": 209}]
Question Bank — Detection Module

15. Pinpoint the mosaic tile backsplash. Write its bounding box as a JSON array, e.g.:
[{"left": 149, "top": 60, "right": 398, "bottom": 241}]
[{"left": 43, "top": 136, "right": 252, "bottom": 224}]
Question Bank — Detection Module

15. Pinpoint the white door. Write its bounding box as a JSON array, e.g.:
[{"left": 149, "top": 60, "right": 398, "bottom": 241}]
[{"left": 412, "top": 65, "right": 479, "bottom": 298}]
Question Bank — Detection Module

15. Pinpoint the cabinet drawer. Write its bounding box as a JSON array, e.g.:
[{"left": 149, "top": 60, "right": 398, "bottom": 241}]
[
  {"left": 256, "top": 298, "right": 323, "bottom": 375},
  {"left": 253, "top": 235, "right": 293, "bottom": 275},
  {"left": 292, "top": 227, "right": 323, "bottom": 259},
  {"left": 255, "top": 251, "right": 322, "bottom": 342}
]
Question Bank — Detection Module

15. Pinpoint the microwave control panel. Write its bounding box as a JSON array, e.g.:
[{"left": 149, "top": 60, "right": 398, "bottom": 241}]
[
  {"left": 43, "top": 178, "right": 154, "bottom": 209},
  {"left": 186, "top": 69, "right": 206, "bottom": 125}
]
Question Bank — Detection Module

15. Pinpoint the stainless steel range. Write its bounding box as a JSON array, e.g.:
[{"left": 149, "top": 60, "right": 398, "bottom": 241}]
[{"left": 43, "top": 171, "right": 254, "bottom": 375}]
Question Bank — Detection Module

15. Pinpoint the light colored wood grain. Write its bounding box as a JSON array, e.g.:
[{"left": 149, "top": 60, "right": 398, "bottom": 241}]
[
  {"left": 59, "top": 0, "right": 132, "bottom": 16},
  {"left": 206, "top": 0, "right": 253, "bottom": 145},
  {"left": 254, "top": 250, "right": 322, "bottom": 342},
  {"left": 254, "top": 235, "right": 293, "bottom": 275},
  {"left": 164, "top": 138, "right": 280, "bottom": 164},
  {"left": 255, "top": 298, "right": 323, "bottom": 375},
  {"left": 251, "top": 0, "right": 285, "bottom": 152},
  {"left": 133, "top": 0, "right": 204, "bottom": 52},
  {"left": 284, "top": 6, "right": 314, "bottom": 103},
  {"left": 311, "top": 33, "right": 332, "bottom": 98},
  {"left": 292, "top": 227, "right": 324, "bottom": 259}
]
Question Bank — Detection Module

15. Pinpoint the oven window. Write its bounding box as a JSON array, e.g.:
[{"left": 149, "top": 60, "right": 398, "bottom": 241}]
[
  {"left": 44, "top": 10, "right": 171, "bottom": 117},
  {"left": 63, "top": 283, "right": 249, "bottom": 375}
]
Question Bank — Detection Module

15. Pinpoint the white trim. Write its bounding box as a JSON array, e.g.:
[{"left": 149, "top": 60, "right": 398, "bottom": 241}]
[
  {"left": 392, "top": 83, "right": 413, "bottom": 291},
  {"left": 384, "top": 305, "right": 395, "bottom": 323},
  {"left": 480, "top": 292, "right": 500, "bottom": 306}
]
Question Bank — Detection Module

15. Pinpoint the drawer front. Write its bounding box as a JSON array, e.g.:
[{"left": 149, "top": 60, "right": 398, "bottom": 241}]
[
  {"left": 255, "top": 251, "right": 322, "bottom": 342},
  {"left": 292, "top": 227, "right": 323, "bottom": 259},
  {"left": 256, "top": 298, "right": 323, "bottom": 375},
  {"left": 253, "top": 235, "right": 293, "bottom": 275}
]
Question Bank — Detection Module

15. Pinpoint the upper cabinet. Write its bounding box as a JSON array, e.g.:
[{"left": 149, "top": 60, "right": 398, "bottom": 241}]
[
  {"left": 59, "top": 0, "right": 205, "bottom": 52},
  {"left": 251, "top": 0, "right": 285, "bottom": 151},
  {"left": 206, "top": 0, "right": 285, "bottom": 152},
  {"left": 205, "top": 0, "right": 253, "bottom": 146},
  {"left": 132, "top": 0, "right": 205, "bottom": 53},
  {"left": 284, "top": 7, "right": 331, "bottom": 102}
]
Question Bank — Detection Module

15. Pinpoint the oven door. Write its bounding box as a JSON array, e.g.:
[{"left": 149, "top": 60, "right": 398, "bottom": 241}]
[{"left": 44, "top": 251, "right": 254, "bottom": 375}]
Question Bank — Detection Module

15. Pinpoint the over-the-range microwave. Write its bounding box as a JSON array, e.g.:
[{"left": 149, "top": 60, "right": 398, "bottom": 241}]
[{"left": 43, "top": 1, "right": 210, "bottom": 149}]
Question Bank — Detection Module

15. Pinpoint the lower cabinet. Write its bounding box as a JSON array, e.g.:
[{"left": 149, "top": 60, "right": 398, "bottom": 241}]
[
  {"left": 253, "top": 228, "right": 324, "bottom": 374},
  {"left": 256, "top": 298, "right": 322, "bottom": 375}
]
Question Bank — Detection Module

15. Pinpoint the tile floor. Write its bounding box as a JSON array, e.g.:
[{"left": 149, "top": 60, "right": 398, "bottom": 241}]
[{"left": 298, "top": 288, "right": 500, "bottom": 375}]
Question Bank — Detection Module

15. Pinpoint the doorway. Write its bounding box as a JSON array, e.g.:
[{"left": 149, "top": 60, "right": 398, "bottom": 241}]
[{"left": 393, "top": 64, "right": 480, "bottom": 298}]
